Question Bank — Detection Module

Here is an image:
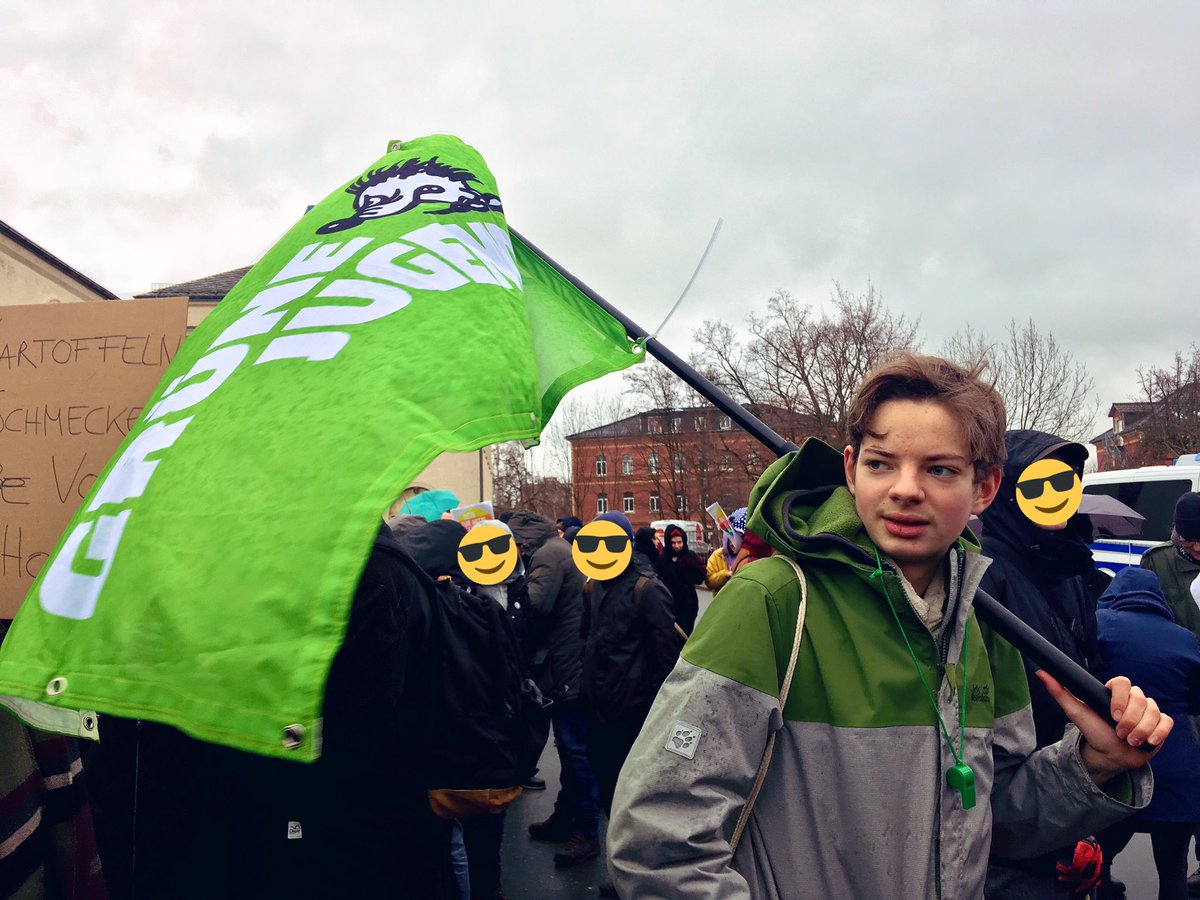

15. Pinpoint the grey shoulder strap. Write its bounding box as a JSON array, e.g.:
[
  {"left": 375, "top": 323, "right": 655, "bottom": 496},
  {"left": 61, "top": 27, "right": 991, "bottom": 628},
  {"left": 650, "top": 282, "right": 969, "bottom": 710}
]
[{"left": 729, "top": 554, "right": 808, "bottom": 854}]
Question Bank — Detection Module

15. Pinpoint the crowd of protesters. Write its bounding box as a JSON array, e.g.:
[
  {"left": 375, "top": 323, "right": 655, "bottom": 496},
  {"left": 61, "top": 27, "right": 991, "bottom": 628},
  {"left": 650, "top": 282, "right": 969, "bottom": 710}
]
[{"left": 5, "top": 352, "right": 1200, "bottom": 899}]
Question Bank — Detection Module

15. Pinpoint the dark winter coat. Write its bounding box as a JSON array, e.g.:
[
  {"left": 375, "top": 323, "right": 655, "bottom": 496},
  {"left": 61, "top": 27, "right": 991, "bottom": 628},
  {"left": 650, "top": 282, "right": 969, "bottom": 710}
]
[
  {"left": 979, "top": 430, "right": 1101, "bottom": 751},
  {"left": 654, "top": 524, "right": 706, "bottom": 634},
  {"left": 581, "top": 551, "right": 680, "bottom": 724},
  {"left": 1097, "top": 568, "right": 1200, "bottom": 823},
  {"left": 1140, "top": 540, "right": 1200, "bottom": 638},
  {"left": 81, "top": 525, "right": 451, "bottom": 899},
  {"left": 507, "top": 511, "right": 586, "bottom": 703}
]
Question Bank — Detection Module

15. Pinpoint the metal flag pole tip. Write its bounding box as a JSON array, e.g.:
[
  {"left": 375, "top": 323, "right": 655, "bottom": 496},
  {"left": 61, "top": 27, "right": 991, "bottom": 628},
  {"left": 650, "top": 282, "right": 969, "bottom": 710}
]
[{"left": 649, "top": 218, "right": 724, "bottom": 341}]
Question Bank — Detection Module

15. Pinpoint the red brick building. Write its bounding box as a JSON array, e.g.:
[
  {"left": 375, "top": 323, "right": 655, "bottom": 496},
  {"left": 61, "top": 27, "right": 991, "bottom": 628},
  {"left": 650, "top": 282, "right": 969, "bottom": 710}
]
[
  {"left": 1091, "top": 400, "right": 1199, "bottom": 471},
  {"left": 567, "top": 404, "right": 822, "bottom": 540}
]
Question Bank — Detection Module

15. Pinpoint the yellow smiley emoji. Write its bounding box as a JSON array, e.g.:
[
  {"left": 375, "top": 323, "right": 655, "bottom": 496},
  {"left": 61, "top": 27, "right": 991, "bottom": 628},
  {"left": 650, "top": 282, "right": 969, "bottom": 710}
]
[
  {"left": 572, "top": 520, "right": 633, "bottom": 581},
  {"left": 1014, "top": 458, "right": 1083, "bottom": 527},
  {"left": 457, "top": 524, "right": 518, "bottom": 586}
]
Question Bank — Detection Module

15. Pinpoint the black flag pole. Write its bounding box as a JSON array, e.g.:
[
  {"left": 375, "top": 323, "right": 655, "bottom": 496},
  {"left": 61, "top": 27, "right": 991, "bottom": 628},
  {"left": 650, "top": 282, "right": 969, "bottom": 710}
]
[{"left": 513, "top": 228, "right": 1125, "bottom": 728}]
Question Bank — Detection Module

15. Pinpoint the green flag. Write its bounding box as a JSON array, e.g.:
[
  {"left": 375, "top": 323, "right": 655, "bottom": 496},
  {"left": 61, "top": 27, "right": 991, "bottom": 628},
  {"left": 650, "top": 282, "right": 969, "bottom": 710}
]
[{"left": 0, "top": 135, "right": 641, "bottom": 760}]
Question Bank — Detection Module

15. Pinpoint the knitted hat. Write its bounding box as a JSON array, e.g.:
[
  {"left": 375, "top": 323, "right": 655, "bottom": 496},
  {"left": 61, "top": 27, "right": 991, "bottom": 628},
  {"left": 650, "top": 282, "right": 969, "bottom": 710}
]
[
  {"left": 593, "top": 511, "right": 634, "bottom": 539},
  {"left": 1174, "top": 492, "right": 1200, "bottom": 541}
]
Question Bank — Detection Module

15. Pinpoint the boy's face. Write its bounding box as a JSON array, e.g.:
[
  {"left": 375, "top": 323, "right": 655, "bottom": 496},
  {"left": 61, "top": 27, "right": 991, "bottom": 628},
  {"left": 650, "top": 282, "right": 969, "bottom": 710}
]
[{"left": 844, "top": 398, "right": 1000, "bottom": 592}]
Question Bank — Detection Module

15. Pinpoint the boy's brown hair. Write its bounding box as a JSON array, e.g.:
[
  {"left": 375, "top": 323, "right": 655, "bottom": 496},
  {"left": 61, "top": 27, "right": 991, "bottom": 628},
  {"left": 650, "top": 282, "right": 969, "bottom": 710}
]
[{"left": 845, "top": 352, "right": 1006, "bottom": 480}]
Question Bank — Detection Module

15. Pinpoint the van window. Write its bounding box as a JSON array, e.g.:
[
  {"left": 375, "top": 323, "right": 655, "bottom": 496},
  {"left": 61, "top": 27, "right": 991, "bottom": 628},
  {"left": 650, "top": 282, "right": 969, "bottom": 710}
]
[{"left": 1083, "top": 478, "right": 1193, "bottom": 543}]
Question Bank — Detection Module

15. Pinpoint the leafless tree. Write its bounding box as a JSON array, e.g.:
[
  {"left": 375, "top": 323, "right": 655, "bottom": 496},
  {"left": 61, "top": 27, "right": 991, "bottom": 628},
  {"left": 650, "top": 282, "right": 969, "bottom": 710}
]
[
  {"left": 1136, "top": 345, "right": 1200, "bottom": 460},
  {"left": 693, "top": 281, "right": 920, "bottom": 439},
  {"left": 941, "top": 318, "right": 1096, "bottom": 441}
]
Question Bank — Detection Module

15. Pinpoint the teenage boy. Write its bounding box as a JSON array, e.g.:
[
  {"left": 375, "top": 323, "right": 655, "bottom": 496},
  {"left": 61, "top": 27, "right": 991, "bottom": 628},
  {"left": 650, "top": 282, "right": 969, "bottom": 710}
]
[{"left": 607, "top": 353, "right": 1171, "bottom": 899}]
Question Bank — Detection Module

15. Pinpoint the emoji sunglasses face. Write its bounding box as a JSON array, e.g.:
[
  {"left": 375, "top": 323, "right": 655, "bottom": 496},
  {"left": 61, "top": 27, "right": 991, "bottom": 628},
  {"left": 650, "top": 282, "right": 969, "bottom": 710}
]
[
  {"left": 572, "top": 520, "right": 633, "bottom": 581},
  {"left": 457, "top": 525, "right": 518, "bottom": 585},
  {"left": 1014, "top": 458, "right": 1083, "bottom": 527}
]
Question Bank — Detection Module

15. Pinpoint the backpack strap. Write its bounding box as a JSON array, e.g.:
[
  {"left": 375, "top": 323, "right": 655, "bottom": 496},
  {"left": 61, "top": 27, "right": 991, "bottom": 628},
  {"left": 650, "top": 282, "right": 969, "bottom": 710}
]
[
  {"left": 729, "top": 554, "right": 808, "bottom": 854},
  {"left": 634, "top": 575, "right": 689, "bottom": 642}
]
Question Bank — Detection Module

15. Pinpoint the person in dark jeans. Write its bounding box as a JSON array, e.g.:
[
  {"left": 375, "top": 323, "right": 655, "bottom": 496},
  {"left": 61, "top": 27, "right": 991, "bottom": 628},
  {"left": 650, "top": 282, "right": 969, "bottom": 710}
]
[
  {"left": 508, "top": 511, "right": 601, "bottom": 868},
  {"left": 580, "top": 512, "right": 680, "bottom": 815}
]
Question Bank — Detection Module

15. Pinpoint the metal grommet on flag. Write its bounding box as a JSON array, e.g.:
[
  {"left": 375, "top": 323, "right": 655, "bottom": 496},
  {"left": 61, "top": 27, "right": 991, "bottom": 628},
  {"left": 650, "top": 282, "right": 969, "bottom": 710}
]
[
  {"left": 282, "top": 724, "right": 305, "bottom": 750},
  {"left": 46, "top": 676, "right": 67, "bottom": 696},
  {"left": 83, "top": 714, "right": 97, "bottom": 732}
]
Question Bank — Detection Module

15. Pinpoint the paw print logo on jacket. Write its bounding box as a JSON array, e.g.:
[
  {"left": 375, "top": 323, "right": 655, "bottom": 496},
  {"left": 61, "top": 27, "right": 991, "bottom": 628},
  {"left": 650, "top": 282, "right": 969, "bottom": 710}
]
[{"left": 664, "top": 722, "right": 702, "bottom": 759}]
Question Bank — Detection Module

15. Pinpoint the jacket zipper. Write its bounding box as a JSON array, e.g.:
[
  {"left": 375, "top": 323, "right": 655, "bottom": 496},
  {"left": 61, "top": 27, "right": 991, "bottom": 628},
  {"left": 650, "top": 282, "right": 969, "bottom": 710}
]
[{"left": 796, "top": 534, "right": 970, "bottom": 899}]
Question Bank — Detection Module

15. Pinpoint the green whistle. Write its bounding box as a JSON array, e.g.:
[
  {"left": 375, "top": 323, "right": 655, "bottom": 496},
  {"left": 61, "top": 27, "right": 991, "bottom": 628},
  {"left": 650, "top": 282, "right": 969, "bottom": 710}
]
[{"left": 946, "top": 763, "right": 976, "bottom": 809}]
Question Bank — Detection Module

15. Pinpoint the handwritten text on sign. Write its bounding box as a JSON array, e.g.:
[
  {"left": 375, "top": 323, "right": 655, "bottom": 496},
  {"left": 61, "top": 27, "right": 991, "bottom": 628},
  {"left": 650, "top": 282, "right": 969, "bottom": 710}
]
[{"left": 0, "top": 298, "right": 187, "bottom": 616}]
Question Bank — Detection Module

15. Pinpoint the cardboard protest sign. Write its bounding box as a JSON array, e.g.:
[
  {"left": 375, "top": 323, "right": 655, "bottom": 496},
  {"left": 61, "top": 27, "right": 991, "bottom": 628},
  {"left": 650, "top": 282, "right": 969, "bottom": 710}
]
[{"left": 0, "top": 298, "right": 188, "bottom": 616}]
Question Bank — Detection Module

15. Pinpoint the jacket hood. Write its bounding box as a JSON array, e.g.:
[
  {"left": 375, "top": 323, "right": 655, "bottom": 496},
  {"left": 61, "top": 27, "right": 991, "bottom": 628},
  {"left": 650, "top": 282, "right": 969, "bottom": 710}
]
[
  {"left": 633, "top": 527, "right": 659, "bottom": 560},
  {"left": 978, "top": 430, "right": 1092, "bottom": 575},
  {"left": 558, "top": 515, "right": 583, "bottom": 531},
  {"left": 745, "top": 438, "right": 982, "bottom": 576},
  {"left": 507, "top": 511, "right": 557, "bottom": 553},
  {"left": 398, "top": 519, "right": 469, "bottom": 579},
  {"left": 1097, "top": 567, "right": 1175, "bottom": 620},
  {"left": 663, "top": 524, "right": 689, "bottom": 548}
]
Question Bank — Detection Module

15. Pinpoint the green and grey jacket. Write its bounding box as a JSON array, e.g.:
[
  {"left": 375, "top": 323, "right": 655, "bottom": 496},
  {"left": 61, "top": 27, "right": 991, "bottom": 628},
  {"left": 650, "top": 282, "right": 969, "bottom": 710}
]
[{"left": 608, "top": 440, "right": 1150, "bottom": 900}]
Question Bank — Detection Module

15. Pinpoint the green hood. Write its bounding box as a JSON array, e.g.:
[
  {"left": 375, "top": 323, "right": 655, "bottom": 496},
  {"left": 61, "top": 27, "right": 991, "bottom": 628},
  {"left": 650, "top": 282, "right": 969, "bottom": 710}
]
[{"left": 746, "top": 437, "right": 982, "bottom": 576}]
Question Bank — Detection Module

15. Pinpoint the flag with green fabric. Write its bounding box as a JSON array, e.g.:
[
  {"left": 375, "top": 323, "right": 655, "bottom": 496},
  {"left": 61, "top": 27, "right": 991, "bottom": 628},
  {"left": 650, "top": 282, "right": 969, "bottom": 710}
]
[{"left": 0, "top": 134, "right": 641, "bottom": 760}]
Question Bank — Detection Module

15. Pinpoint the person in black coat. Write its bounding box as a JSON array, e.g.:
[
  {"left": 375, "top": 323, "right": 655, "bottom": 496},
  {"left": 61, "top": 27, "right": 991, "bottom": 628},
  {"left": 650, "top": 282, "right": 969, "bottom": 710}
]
[
  {"left": 1095, "top": 568, "right": 1200, "bottom": 900},
  {"left": 83, "top": 523, "right": 453, "bottom": 900},
  {"left": 506, "top": 511, "right": 601, "bottom": 867},
  {"left": 980, "top": 430, "right": 1106, "bottom": 899},
  {"left": 654, "top": 524, "right": 706, "bottom": 635},
  {"left": 580, "top": 512, "right": 680, "bottom": 817}
]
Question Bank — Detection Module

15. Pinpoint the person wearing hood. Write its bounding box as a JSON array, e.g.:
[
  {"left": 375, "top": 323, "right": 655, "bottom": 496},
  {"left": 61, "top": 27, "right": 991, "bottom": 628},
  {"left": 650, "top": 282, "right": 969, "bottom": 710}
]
[
  {"left": 557, "top": 515, "right": 583, "bottom": 539},
  {"left": 655, "top": 523, "right": 706, "bottom": 634},
  {"left": 398, "top": 519, "right": 519, "bottom": 900},
  {"left": 607, "top": 353, "right": 1167, "bottom": 900},
  {"left": 980, "top": 431, "right": 1108, "bottom": 899},
  {"left": 505, "top": 511, "right": 600, "bottom": 868},
  {"left": 1094, "top": 568, "right": 1200, "bottom": 900},
  {"left": 579, "top": 512, "right": 679, "bottom": 819}
]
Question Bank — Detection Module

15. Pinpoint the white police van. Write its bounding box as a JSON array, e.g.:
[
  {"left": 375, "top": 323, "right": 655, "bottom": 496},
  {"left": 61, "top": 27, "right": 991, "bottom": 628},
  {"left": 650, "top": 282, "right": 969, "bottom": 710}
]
[{"left": 1083, "top": 453, "right": 1200, "bottom": 574}]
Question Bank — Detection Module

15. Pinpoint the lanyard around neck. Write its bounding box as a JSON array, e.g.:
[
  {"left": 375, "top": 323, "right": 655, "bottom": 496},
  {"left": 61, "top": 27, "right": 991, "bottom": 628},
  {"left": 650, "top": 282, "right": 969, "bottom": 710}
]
[{"left": 871, "top": 546, "right": 974, "bottom": 809}]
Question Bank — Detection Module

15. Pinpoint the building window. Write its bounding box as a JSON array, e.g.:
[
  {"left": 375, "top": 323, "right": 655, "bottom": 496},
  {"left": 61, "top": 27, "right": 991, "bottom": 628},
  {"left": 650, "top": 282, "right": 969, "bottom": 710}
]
[
  {"left": 649, "top": 493, "right": 661, "bottom": 512},
  {"left": 648, "top": 452, "right": 660, "bottom": 475},
  {"left": 695, "top": 415, "right": 706, "bottom": 432},
  {"left": 623, "top": 492, "right": 635, "bottom": 514},
  {"left": 622, "top": 454, "right": 633, "bottom": 475},
  {"left": 719, "top": 415, "right": 732, "bottom": 430},
  {"left": 597, "top": 492, "right": 609, "bottom": 514},
  {"left": 748, "top": 450, "right": 761, "bottom": 471},
  {"left": 674, "top": 453, "right": 685, "bottom": 474},
  {"left": 595, "top": 454, "right": 607, "bottom": 476},
  {"left": 648, "top": 418, "right": 663, "bottom": 434},
  {"left": 720, "top": 453, "right": 733, "bottom": 472},
  {"left": 675, "top": 494, "right": 687, "bottom": 513},
  {"left": 671, "top": 417, "right": 682, "bottom": 433}
]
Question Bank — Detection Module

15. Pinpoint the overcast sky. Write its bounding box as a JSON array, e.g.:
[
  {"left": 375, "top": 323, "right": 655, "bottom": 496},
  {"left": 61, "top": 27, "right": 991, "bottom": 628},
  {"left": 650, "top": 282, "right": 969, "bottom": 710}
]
[{"left": 3, "top": 1, "right": 1197, "bottom": 441}]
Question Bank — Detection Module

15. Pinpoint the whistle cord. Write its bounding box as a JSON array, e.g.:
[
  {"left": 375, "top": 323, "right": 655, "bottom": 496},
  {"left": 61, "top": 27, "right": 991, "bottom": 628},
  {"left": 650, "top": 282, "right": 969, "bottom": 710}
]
[{"left": 871, "top": 546, "right": 967, "bottom": 769}]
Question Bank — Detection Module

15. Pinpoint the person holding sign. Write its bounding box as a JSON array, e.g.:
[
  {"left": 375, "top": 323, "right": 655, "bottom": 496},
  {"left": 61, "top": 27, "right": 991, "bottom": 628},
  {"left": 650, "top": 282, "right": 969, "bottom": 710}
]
[{"left": 608, "top": 353, "right": 1171, "bottom": 900}]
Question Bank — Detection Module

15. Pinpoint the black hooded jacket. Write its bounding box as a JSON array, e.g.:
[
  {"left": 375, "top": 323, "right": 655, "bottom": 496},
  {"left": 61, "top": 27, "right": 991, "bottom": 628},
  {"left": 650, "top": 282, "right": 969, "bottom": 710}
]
[
  {"left": 978, "top": 430, "right": 1102, "bottom": 751},
  {"left": 581, "top": 550, "right": 680, "bottom": 724},
  {"left": 654, "top": 524, "right": 706, "bottom": 635},
  {"left": 507, "top": 511, "right": 586, "bottom": 703}
]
